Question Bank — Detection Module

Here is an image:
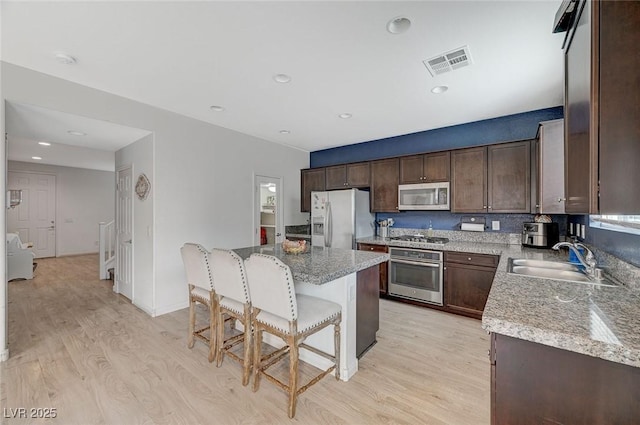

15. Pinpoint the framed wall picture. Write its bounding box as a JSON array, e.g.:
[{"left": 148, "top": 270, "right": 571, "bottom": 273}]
[{"left": 135, "top": 173, "right": 151, "bottom": 200}]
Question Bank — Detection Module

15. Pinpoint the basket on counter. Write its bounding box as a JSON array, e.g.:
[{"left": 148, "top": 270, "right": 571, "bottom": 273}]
[{"left": 282, "top": 239, "right": 308, "bottom": 255}]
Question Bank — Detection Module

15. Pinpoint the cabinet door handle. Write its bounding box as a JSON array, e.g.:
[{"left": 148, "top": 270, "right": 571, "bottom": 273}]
[
  {"left": 488, "top": 206, "right": 492, "bottom": 209},
  {"left": 468, "top": 257, "right": 472, "bottom": 261}
]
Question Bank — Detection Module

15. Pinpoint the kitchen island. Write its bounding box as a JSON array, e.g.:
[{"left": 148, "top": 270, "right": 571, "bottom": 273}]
[{"left": 233, "top": 244, "right": 388, "bottom": 381}]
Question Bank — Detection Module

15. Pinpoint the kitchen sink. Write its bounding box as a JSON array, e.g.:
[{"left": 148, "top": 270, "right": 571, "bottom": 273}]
[
  {"left": 509, "top": 258, "right": 582, "bottom": 272},
  {"left": 506, "top": 258, "right": 618, "bottom": 287}
]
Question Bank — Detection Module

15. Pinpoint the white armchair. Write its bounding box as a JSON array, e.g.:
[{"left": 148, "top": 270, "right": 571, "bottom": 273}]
[{"left": 7, "top": 233, "right": 35, "bottom": 281}]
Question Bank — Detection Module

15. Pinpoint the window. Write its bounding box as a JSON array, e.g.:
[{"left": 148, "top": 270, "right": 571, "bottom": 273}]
[{"left": 589, "top": 215, "right": 640, "bottom": 236}]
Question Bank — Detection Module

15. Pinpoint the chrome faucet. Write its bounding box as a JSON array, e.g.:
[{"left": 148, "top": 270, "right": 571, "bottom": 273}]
[{"left": 552, "top": 241, "right": 598, "bottom": 278}]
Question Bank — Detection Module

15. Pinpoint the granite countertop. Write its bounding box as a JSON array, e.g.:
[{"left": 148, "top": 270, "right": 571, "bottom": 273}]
[
  {"left": 233, "top": 245, "right": 388, "bottom": 286},
  {"left": 284, "top": 233, "right": 312, "bottom": 238},
  {"left": 357, "top": 235, "right": 640, "bottom": 369}
]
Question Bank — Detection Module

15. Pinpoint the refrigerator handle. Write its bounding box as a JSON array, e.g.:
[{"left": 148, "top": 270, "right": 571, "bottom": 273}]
[{"left": 325, "top": 201, "right": 332, "bottom": 247}]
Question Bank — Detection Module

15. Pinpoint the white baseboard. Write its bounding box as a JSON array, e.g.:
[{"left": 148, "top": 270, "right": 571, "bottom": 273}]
[
  {"left": 55, "top": 251, "right": 99, "bottom": 257},
  {"left": 134, "top": 300, "right": 155, "bottom": 317},
  {"left": 0, "top": 348, "right": 9, "bottom": 362}
]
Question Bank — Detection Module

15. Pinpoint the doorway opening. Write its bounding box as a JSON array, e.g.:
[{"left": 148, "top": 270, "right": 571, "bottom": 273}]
[{"left": 254, "top": 175, "right": 283, "bottom": 246}]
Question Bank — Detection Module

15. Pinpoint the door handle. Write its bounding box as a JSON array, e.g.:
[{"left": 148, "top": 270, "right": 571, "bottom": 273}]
[
  {"left": 124, "top": 240, "right": 132, "bottom": 244},
  {"left": 48, "top": 226, "right": 55, "bottom": 230}
]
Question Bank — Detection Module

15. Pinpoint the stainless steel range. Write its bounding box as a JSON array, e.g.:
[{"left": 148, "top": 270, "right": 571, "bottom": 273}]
[{"left": 390, "top": 235, "right": 450, "bottom": 244}]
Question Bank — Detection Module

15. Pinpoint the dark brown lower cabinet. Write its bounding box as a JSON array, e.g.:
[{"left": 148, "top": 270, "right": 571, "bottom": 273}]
[
  {"left": 491, "top": 333, "right": 640, "bottom": 425},
  {"left": 444, "top": 252, "right": 498, "bottom": 319},
  {"left": 356, "top": 265, "right": 380, "bottom": 358},
  {"left": 357, "top": 243, "right": 388, "bottom": 295}
]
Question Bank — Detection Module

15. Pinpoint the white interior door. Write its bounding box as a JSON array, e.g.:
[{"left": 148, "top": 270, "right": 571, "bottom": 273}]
[
  {"left": 116, "top": 166, "right": 133, "bottom": 300},
  {"left": 254, "top": 175, "right": 283, "bottom": 246},
  {"left": 7, "top": 171, "right": 56, "bottom": 258}
]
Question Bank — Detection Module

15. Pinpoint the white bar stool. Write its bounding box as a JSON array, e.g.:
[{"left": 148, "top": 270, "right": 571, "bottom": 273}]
[
  {"left": 210, "top": 248, "right": 252, "bottom": 386},
  {"left": 244, "top": 253, "right": 342, "bottom": 418},
  {"left": 180, "top": 243, "right": 216, "bottom": 362}
]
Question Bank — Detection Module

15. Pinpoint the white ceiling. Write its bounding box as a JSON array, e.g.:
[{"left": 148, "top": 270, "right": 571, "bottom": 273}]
[
  {"left": 5, "top": 102, "right": 152, "bottom": 171},
  {"left": 1, "top": 1, "right": 565, "bottom": 165}
]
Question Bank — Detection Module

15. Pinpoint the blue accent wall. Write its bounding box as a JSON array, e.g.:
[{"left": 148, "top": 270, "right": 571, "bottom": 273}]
[
  {"left": 310, "top": 106, "right": 566, "bottom": 234},
  {"left": 310, "top": 106, "right": 564, "bottom": 167},
  {"left": 377, "top": 211, "right": 568, "bottom": 235},
  {"left": 569, "top": 216, "right": 640, "bottom": 267}
]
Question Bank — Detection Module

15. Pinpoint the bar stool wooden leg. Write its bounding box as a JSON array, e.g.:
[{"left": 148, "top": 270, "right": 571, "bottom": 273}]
[
  {"left": 187, "top": 284, "right": 196, "bottom": 349},
  {"left": 242, "top": 304, "right": 252, "bottom": 386},
  {"left": 252, "top": 309, "right": 263, "bottom": 392},
  {"left": 288, "top": 334, "right": 299, "bottom": 419},
  {"left": 208, "top": 292, "right": 216, "bottom": 363}
]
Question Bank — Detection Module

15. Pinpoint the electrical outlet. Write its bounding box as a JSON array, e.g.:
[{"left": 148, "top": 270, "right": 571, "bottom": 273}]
[
  {"left": 580, "top": 224, "right": 586, "bottom": 239},
  {"left": 569, "top": 223, "right": 574, "bottom": 235},
  {"left": 491, "top": 220, "right": 500, "bottom": 231}
]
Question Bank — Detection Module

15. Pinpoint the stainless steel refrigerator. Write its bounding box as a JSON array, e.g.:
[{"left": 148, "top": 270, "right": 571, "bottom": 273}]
[{"left": 310, "top": 189, "right": 374, "bottom": 249}]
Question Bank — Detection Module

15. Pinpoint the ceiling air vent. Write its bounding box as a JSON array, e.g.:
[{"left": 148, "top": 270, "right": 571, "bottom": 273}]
[{"left": 423, "top": 46, "right": 473, "bottom": 77}]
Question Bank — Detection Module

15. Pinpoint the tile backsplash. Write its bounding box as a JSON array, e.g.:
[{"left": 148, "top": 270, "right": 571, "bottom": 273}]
[
  {"left": 377, "top": 211, "right": 568, "bottom": 235},
  {"left": 390, "top": 227, "right": 521, "bottom": 245}
]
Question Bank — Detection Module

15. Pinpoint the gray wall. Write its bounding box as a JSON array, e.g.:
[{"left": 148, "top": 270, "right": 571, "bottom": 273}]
[
  {"left": 2, "top": 61, "right": 309, "bottom": 317},
  {"left": 115, "top": 134, "right": 154, "bottom": 314},
  {"left": 8, "top": 161, "right": 115, "bottom": 256}
]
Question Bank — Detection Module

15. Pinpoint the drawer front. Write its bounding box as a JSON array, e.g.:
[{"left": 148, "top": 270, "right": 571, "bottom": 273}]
[
  {"left": 445, "top": 251, "right": 499, "bottom": 268},
  {"left": 358, "top": 243, "right": 388, "bottom": 253}
]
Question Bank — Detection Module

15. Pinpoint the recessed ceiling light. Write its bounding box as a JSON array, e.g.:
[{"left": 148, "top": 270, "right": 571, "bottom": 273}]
[
  {"left": 387, "top": 17, "right": 411, "bottom": 34},
  {"left": 273, "top": 74, "right": 292, "bottom": 83},
  {"left": 339, "top": 113, "right": 353, "bottom": 119},
  {"left": 209, "top": 105, "right": 225, "bottom": 112},
  {"left": 279, "top": 130, "right": 290, "bottom": 134},
  {"left": 38, "top": 141, "right": 51, "bottom": 146},
  {"left": 431, "top": 85, "right": 449, "bottom": 94},
  {"left": 54, "top": 52, "right": 77, "bottom": 65},
  {"left": 32, "top": 156, "right": 42, "bottom": 160},
  {"left": 67, "top": 130, "right": 86, "bottom": 136}
]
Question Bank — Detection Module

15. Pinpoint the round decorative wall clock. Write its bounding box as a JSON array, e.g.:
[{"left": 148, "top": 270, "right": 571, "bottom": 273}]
[{"left": 135, "top": 173, "right": 151, "bottom": 200}]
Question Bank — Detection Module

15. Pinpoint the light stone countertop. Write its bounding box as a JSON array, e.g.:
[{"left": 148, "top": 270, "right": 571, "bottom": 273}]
[
  {"left": 357, "top": 235, "right": 640, "bottom": 369},
  {"left": 233, "top": 245, "right": 388, "bottom": 286}
]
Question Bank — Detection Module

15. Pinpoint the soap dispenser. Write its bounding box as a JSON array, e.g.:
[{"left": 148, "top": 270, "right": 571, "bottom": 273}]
[{"left": 427, "top": 220, "right": 434, "bottom": 237}]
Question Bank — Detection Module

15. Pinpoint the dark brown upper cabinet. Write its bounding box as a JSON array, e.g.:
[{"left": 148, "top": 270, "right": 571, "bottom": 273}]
[
  {"left": 300, "top": 168, "right": 325, "bottom": 212},
  {"left": 564, "top": 0, "right": 640, "bottom": 214},
  {"left": 451, "top": 142, "right": 530, "bottom": 213},
  {"left": 399, "top": 152, "right": 450, "bottom": 184},
  {"left": 370, "top": 158, "right": 399, "bottom": 212},
  {"left": 488, "top": 141, "right": 531, "bottom": 213},
  {"left": 451, "top": 147, "right": 487, "bottom": 213},
  {"left": 325, "top": 162, "right": 370, "bottom": 190}
]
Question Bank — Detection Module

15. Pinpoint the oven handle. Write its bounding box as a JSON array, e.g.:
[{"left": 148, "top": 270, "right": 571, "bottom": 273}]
[{"left": 390, "top": 258, "right": 441, "bottom": 267}]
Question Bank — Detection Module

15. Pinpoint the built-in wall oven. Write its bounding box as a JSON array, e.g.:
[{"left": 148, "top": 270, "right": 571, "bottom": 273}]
[{"left": 388, "top": 247, "right": 443, "bottom": 305}]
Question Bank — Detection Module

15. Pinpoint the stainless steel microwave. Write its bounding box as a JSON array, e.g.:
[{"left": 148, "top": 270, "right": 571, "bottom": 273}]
[{"left": 398, "top": 182, "right": 450, "bottom": 210}]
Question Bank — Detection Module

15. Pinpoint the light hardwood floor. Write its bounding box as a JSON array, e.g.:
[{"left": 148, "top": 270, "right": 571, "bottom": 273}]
[{"left": 1, "top": 255, "right": 490, "bottom": 424}]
